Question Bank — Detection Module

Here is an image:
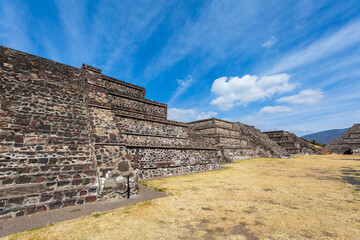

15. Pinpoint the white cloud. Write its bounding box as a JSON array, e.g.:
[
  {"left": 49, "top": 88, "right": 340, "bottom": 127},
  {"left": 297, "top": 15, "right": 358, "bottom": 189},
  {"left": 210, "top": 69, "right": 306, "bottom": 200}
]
[
  {"left": 238, "top": 115, "right": 263, "bottom": 127},
  {"left": 168, "top": 77, "right": 193, "bottom": 104},
  {"left": 262, "top": 36, "right": 277, "bottom": 48},
  {"left": 270, "top": 19, "right": 360, "bottom": 73},
  {"left": 210, "top": 73, "right": 297, "bottom": 110},
  {"left": 167, "top": 108, "right": 217, "bottom": 122},
  {"left": 259, "top": 106, "right": 292, "bottom": 114},
  {"left": 276, "top": 89, "right": 323, "bottom": 105},
  {"left": 196, "top": 111, "right": 218, "bottom": 120}
]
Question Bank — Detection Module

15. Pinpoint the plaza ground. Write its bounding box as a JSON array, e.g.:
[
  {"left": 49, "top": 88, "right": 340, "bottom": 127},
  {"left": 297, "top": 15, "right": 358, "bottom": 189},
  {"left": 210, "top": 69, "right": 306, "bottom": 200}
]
[{"left": 4, "top": 154, "right": 360, "bottom": 240}]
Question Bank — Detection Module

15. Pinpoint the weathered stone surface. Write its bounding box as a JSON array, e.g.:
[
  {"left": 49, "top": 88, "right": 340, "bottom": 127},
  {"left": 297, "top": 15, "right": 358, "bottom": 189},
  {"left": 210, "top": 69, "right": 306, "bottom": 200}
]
[
  {"left": 0, "top": 46, "right": 104, "bottom": 218},
  {"left": 118, "top": 161, "right": 130, "bottom": 172},
  {"left": 263, "top": 131, "right": 322, "bottom": 155},
  {"left": 0, "top": 184, "right": 46, "bottom": 198},
  {"left": 189, "top": 119, "right": 291, "bottom": 161},
  {"left": 0, "top": 45, "right": 293, "bottom": 219},
  {"left": 325, "top": 124, "right": 360, "bottom": 154}
]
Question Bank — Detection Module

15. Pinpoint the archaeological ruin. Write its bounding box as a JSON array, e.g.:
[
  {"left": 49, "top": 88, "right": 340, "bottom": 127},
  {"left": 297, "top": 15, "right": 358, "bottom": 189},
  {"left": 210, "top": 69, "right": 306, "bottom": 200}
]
[
  {"left": 1, "top": 46, "right": 319, "bottom": 218},
  {"left": 325, "top": 124, "right": 360, "bottom": 154},
  {"left": 263, "top": 131, "right": 322, "bottom": 155},
  {"left": 189, "top": 119, "right": 290, "bottom": 160}
]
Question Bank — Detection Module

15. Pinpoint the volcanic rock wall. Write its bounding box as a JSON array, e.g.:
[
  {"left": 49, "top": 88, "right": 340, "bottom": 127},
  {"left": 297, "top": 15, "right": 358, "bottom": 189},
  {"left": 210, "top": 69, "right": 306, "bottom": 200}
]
[
  {"left": 84, "top": 64, "right": 220, "bottom": 180},
  {"left": 189, "top": 119, "right": 290, "bottom": 160},
  {"left": 0, "top": 46, "right": 98, "bottom": 218},
  {"left": 0, "top": 46, "right": 221, "bottom": 218},
  {"left": 325, "top": 124, "right": 360, "bottom": 154},
  {"left": 263, "top": 131, "right": 322, "bottom": 155}
]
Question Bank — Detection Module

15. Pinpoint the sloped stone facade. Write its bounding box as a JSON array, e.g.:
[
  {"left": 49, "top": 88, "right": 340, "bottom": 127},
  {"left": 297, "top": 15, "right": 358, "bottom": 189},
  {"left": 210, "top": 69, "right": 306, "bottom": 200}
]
[
  {"left": 263, "top": 131, "right": 322, "bottom": 155},
  {"left": 325, "top": 124, "right": 360, "bottom": 154},
  {"left": 189, "top": 119, "right": 291, "bottom": 161}
]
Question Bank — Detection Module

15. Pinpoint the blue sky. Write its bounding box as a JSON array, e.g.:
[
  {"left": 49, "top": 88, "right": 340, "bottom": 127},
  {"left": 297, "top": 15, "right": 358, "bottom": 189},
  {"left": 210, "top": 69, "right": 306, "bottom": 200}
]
[{"left": 1, "top": 0, "right": 360, "bottom": 136}]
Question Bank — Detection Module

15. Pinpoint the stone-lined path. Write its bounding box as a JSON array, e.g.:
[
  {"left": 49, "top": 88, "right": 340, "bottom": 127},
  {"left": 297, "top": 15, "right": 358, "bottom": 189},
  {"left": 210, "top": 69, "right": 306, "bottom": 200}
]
[{"left": 0, "top": 185, "right": 165, "bottom": 237}]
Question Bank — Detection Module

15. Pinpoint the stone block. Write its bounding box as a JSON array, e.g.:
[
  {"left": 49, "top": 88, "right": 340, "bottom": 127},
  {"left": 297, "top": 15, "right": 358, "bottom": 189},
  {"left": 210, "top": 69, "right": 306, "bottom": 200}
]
[
  {"left": 37, "top": 205, "right": 48, "bottom": 212},
  {"left": 63, "top": 199, "right": 76, "bottom": 207},
  {"left": 26, "top": 206, "right": 37, "bottom": 215},
  {"left": 85, "top": 195, "right": 97, "bottom": 203},
  {"left": 40, "top": 194, "right": 52, "bottom": 202},
  {"left": 53, "top": 191, "right": 64, "bottom": 200},
  {"left": 32, "top": 177, "right": 45, "bottom": 183},
  {"left": 15, "top": 176, "right": 32, "bottom": 184},
  {"left": 72, "top": 179, "right": 83, "bottom": 185},
  {"left": 49, "top": 201, "right": 62, "bottom": 210},
  {"left": 8, "top": 196, "right": 25, "bottom": 205},
  {"left": 57, "top": 181, "right": 70, "bottom": 187}
]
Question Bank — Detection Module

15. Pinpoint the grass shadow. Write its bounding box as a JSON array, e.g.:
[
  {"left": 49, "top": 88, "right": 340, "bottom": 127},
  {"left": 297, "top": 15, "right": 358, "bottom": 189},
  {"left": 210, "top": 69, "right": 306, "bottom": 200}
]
[{"left": 341, "top": 167, "right": 360, "bottom": 191}]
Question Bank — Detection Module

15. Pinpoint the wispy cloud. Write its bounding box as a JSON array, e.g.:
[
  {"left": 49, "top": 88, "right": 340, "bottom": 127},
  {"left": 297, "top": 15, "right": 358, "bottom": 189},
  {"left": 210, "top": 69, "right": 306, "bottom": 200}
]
[
  {"left": 54, "top": 0, "right": 170, "bottom": 72},
  {"left": 143, "top": 1, "right": 261, "bottom": 80},
  {"left": 168, "top": 76, "right": 193, "bottom": 105},
  {"left": 210, "top": 73, "right": 297, "bottom": 110},
  {"left": 259, "top": 106, "right": 292, "bottom": 114},
  {"left": 276, "top": 89, "right": 323, "bottom": 105},
  {"left": 237, "top": 115, "right": 264, "bottom": 127},
  {"left": 196, "top": 111, "right": 218, "bottom": 120},
  {"left": 100, "top": 1, "right": 170, "bottom": 75},
  {"left": 262, "top": 36, "right": 277, "bottom": 48},
  {"left": 270, "top": 19, "right": 360, "bottom": 74},
  {"left": 55, "top": 0, "right": 93, "bottom": 65},
  {"left": 167, "top": 108, "right": 217, "bottom": 122}
]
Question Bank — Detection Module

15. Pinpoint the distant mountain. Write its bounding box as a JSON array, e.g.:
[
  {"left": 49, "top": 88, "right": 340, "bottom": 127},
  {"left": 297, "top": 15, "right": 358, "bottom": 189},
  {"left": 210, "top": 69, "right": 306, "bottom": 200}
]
[{"left": 301, "top": 128, "right": 350, "bottom": 144}]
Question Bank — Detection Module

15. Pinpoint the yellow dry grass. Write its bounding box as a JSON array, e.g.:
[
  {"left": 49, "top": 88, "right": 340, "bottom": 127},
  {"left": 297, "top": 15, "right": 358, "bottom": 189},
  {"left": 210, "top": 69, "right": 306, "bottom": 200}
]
[{"left": 4, "top": 154, "right": 360, "bottom": 240}]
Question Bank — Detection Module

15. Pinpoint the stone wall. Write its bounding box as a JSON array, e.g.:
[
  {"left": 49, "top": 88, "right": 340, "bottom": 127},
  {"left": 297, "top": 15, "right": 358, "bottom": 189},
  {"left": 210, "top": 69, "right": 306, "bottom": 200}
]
[
  {"left": 325, "top": 124, "right": 360, "bottom": 154},
  {"left": 263, "top": 131, "right": 322, "bottom": 155},
  {"left": 84, "top": 65, "right": 220, "bottom": 181},
  {"left": 189, "top": 119, "right": 290, "bottom": 161},
  {"left": 118, "top": 117, "right": 188, "bottom": 138},
  {"left": 0, "top": 46, "right": 146, "bottom": 218},
  {"left": 128, "top": 147, "right": 219, "bottom": 179},
  {"left": 0, "top": 46, "right": 98, "bottom": 218}
]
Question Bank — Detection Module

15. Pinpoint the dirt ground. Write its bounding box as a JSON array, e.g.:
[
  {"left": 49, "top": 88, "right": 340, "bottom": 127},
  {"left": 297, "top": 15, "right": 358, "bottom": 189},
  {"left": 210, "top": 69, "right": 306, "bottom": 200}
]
[{"left": 3, "top": 154, "right": 360, "bottom": 240}]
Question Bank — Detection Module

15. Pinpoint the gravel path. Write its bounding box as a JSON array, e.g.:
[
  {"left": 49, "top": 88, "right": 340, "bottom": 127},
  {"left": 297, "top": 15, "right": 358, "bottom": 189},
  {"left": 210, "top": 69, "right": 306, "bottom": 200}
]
[{"left": 0, "top": 185, "right": 166, "bottom": 237}]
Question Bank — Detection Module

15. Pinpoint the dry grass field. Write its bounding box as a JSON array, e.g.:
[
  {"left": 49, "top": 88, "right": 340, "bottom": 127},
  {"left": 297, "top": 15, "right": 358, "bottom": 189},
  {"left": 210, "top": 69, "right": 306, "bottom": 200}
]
[{"left": 4, "top": 155, "right": 360, "bottom": 240}]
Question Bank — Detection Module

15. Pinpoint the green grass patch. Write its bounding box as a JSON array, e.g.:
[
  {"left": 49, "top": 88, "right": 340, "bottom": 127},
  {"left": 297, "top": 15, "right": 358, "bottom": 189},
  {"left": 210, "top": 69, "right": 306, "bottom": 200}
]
[
  {"left": 92, "top": 211, "right": 109, "bottom": 218},
  {"left": 154, "top": 187, "right": 167, "bottom": 192},
  {"left": 26, "top": 223, "right": 54, "bottom": 232},
  {"left": 140, "top": 181, "right": 149, "bottom": 187},
  {"left": 140, "top": 201, "right": 152, "bottom": 206}
]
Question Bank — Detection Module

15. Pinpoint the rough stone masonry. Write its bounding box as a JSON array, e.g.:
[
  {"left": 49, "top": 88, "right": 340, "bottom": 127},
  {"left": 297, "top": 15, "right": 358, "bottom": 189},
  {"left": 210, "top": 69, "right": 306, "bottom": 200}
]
[
  {"left": 263, "top": 131, "right": 322, "bottom": 155},
  {"left": 0, "top": 46, "right": 315, "bottom": 218},
  {"left": 325, "top": 124, "right": 360, "bottom": 154}
]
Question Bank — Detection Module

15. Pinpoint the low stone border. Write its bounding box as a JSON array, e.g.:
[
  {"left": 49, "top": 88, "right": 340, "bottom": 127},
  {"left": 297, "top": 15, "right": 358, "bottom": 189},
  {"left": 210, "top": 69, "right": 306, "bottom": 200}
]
[{"left": 0, "top": 185, "right": 165, "bottom": 237}]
